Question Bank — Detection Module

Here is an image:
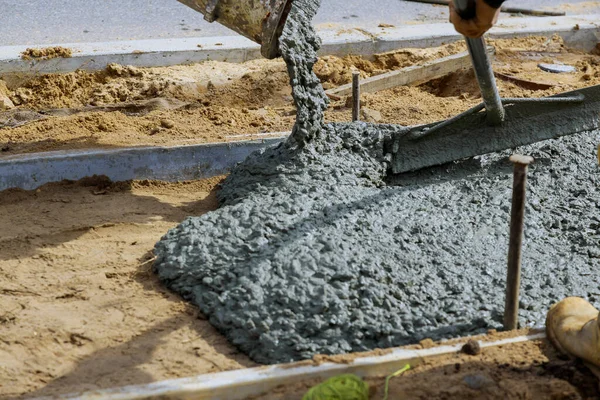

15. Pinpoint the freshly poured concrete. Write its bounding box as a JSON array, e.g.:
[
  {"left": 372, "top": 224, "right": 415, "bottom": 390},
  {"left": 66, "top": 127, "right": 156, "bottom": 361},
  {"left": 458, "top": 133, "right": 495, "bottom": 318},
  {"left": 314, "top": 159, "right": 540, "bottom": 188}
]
[
  {"left": 156, "top": 118, "right": 600, "bottom": 364},
  {"left": 154, "top": 0, "right": 600, "bottom": 364}
]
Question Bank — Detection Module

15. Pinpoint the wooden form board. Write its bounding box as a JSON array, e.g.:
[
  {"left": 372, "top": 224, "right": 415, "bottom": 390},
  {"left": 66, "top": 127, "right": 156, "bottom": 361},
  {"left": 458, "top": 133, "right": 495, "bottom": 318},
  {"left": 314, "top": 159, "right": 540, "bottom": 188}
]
[{"left": 326, "top": 47, "right": 495, "bottom": 98}]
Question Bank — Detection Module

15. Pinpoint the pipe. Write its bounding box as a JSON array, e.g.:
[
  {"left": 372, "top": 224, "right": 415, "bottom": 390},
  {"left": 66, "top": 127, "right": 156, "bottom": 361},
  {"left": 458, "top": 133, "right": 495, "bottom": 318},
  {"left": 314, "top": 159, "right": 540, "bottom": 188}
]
[
  {"left": 453, "top": 0, "right": 505, "bottom": 125},
  {"left": 177, "top": 0, "right": 293, "bottom": 59},
  {"left": 352, "top": 71, "right": 360, "bottom": 122}
]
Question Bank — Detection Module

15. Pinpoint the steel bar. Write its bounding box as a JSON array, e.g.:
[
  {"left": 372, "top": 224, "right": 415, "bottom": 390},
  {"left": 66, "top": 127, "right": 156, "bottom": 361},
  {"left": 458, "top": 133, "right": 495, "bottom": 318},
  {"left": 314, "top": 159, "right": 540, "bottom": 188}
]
[
  {"left": 504, "top": 154, "right": 534, "bottom": 330},
  {"left": 404, "top": 0, "right": 566, "bottom": 16},
  {"left": 352, "top": 71, "right": 360, "bottom": 122},
  {"left": 453, "top": 0, "right": 505, "bottom": 125}
]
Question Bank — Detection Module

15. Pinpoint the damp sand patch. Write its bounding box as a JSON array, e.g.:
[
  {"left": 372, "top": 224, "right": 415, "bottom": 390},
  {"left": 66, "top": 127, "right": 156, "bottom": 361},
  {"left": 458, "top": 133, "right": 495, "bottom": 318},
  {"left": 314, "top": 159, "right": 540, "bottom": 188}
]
[{"left": 154, "top": 122, "right": 600, "bottom": 364}]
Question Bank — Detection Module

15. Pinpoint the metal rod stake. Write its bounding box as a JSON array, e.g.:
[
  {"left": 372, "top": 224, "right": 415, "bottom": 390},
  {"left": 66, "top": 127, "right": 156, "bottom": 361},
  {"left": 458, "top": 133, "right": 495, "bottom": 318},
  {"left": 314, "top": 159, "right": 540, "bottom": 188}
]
[
  {"left": 504, "top": 154, "right": 534, "bottom": 330},
  {"left": 352, "top": 71, "right": 360, "bottom": 122}
]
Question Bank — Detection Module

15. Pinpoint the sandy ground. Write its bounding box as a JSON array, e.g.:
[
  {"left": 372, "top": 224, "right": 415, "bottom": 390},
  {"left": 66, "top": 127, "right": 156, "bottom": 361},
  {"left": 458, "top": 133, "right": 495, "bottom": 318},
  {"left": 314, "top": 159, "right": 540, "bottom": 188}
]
[
  {"left": 1, "top": 36, "right": 599, "bottom": 155},
  {"left": 3, "top": 35, "right": 600, "bottom": 397},
  {"left": 0, "top": 176, "right": 256, "bottom": 398},
  {"left": 254, "top": 336, "right": 599, "bottom": 399}
]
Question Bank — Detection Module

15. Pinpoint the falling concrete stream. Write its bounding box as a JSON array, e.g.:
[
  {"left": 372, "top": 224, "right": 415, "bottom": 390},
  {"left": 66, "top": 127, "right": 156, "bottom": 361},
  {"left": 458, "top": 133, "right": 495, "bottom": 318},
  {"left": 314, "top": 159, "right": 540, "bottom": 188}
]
[{"left": 154, "top": 0, "right": 600, "bottom": 364}]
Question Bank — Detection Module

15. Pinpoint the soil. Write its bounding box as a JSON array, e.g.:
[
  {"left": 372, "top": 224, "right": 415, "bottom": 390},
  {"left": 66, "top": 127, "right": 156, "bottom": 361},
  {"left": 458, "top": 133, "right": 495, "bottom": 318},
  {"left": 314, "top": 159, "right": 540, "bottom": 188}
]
[
  {"left": 253, "top": 337, "right": 600, "bottom": 399},
  {"left": 20, "top": 46, "right": 73, "bottom": 61},
  {"left": 3, "top": 34, "right": 600, "bottom": 398},
  {"left": 2, "top": 36, "right": 600, "bottom": 155},
  {"left": 0, "top": 176, "right": 256, "bottom": 398}
]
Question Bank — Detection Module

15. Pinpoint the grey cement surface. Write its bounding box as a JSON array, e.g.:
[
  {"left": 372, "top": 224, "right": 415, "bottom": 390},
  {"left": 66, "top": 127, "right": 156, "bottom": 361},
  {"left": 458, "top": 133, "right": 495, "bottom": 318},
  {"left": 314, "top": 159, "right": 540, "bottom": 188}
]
[
  {"left": 155, "top": 119, "right": 600, "bottom": 364},
  {"left": 2, "top": 0, "right": 598, "bottom": 46},
  {"left": 154, "top": 0, "right": 600, "bottom": 364}
]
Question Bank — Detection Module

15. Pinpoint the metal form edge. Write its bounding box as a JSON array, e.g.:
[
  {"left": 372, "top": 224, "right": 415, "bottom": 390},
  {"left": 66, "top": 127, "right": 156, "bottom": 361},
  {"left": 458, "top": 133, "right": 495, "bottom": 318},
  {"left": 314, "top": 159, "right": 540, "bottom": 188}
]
[{"left": 0, "top": 138, "right": 285, "bottom": 191}]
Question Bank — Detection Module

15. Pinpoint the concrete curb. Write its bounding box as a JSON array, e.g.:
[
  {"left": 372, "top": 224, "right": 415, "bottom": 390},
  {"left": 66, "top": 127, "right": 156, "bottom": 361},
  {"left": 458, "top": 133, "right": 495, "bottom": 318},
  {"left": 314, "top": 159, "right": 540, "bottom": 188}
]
[
  {"left": 1, "top": 15, "right": 598, "bottom": 74},
  {"left": 0, "top": 138, "right": 285, "bottom": 191}
]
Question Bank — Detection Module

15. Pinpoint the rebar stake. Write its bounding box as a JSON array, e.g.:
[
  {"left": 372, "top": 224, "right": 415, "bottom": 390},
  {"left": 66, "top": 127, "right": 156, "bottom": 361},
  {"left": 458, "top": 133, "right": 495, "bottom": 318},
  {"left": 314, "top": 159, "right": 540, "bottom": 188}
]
[
  {"left": 504, "top": 154, "right": 534, "bottom": 330},
  {"left": 352, "top": 71, "right": 360, "bottom": 122}
]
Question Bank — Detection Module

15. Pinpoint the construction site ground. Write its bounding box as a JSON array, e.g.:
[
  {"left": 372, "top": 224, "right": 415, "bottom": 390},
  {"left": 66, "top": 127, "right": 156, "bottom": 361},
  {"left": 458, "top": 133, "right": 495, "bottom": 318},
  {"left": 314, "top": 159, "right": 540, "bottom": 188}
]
[
  {"left": 1, "top": 36, "right": 598, "bottom": 155},
  {"left": 2, "top": 35, "right": 600, "bottom": 398}
]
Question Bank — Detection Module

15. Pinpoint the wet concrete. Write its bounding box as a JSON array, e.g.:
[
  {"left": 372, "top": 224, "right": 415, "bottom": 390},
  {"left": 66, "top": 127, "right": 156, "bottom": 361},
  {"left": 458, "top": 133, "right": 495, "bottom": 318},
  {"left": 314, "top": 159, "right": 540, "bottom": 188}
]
[
  {"left": 278, "top": 0, "right": 328, "bottom": 145},
  {"left": 154, "top": 0, "right": 600, "bottom": 364},
  {"left": 155, "top": 118, "right": 600, "bottom": 364}
]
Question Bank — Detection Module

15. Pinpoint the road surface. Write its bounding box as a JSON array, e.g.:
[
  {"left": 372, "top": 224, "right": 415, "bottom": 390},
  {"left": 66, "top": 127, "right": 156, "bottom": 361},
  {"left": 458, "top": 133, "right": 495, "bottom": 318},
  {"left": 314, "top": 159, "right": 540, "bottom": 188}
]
[{"left": 2, "top": 0, "right": 598, "bottom": 46}]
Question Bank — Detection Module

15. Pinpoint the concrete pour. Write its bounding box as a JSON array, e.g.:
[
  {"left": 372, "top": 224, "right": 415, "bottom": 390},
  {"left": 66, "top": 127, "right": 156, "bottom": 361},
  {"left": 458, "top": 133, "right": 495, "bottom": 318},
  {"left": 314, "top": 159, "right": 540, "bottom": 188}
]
[{"left": 154, "top": 0, "right": 600, "bottom": 364}]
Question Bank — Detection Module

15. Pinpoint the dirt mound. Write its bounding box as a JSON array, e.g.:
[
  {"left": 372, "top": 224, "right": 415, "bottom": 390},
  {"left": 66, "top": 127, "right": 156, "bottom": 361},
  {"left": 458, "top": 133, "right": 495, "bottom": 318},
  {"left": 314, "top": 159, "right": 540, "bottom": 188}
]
[
  {"left": 313, "top": 42, "right": 468, "bottom": 87},
  {"left": 11, "top": 64, "right": 180, "bottom": 109},
  {"left": 21, "top": 46, "right": 73, "bottom": 60},
  {"left": 2, "top": 35, "right": 600, "bottom": 155},
  {"left": 373, "top": 41, "right": 467, "bottom": 70},
  {"left": 420, "top": 35, "right": 600, "bottom": 100},
  {"left": 8, "top": 60, "right": 290, "bottom": 110},
  {"left": 0, "top": 103, "right": 292, "bottom": 154}
]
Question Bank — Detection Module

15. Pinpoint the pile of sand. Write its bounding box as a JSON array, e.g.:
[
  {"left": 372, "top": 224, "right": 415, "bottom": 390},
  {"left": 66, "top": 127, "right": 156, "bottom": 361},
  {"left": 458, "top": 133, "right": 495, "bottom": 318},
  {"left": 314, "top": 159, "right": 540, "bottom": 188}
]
[
  {"left": 7, "top": 60, "right": 289, "bottom": 109},
  {"left": 21, "top": 46, "right": 73, "bottom": 60},
  {"left": 2, "top": 35, "right": 600, "bottom": 155}
]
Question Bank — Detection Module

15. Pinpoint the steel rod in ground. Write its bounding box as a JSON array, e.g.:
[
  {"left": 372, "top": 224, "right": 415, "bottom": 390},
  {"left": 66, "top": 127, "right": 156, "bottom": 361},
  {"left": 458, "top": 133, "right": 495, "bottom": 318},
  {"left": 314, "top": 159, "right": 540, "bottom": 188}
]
[
  {"left": 403, "top": 0, "right": 566, "bottom": 16},
  {"left": 352, "top": 71, "right": 360, "bottom": 122},
  {"left": 504, "top": 154, "right": 534, "bottom": 330}
]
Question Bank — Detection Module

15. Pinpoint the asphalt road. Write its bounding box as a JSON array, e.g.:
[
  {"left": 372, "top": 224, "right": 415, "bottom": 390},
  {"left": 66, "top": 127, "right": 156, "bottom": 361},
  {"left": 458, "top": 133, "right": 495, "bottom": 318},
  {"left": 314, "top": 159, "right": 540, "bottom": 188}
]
[{"left": 2, "top": 0, "right": 599, "bottom": 46}]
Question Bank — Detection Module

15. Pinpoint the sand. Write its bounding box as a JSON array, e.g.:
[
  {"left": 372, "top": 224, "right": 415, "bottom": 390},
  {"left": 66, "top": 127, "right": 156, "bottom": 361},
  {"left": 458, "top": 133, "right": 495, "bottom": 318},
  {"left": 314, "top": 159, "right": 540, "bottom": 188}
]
[
  {"left": 4, "top": 33, "right": 600, "bottom": 398},
  {"left": 20, "top": 46, "right": 73, "bottom": 61},
  {"left": 0, "top": 176, "right": 255, "bottom": 398},
  {"left": 2, "top": 36, "right": 600, "bottom": 154},
  {"left": 553, "top": 1, "right": 600, "bottom": 12}
]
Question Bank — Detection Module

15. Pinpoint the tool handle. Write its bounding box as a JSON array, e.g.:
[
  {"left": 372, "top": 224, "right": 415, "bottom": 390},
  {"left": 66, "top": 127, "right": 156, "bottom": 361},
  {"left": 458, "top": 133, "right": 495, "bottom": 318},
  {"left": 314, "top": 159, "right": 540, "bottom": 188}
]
[{"left": 453, "top": 0, "right": 476, "bottom": 19}]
